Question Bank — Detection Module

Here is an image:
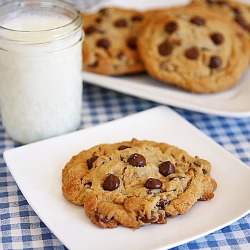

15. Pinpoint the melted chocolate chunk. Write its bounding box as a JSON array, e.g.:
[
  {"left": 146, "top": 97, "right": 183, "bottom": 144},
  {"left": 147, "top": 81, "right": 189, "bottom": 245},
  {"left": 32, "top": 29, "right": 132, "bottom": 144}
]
[
  {"left": 206, "top": 0, "right": 227, "bottom": 5},
  {"left": 158, "top": 41, "right": 173, "bottom": 56},
  {"left": 156, "top": 199, "right": 169, "bottom": 209},
  {"left": 116, "top": 51, "right": 125, "bottom": 60},
  {"left": 210, "top": 32, "right": 224, "bottom": 45},
  {"left": 190, "top": 16, "right": 205, "bottom": 26},
  {"left": 159, "top": 161, "right": 175, "bottom": 176},
  {"left": 84, "top": 26, "right": 97, "bottom": 35},
  {"left": 202, "top": 169, "right": 208, "bottom": 174},
  {"left": 185, "top": 47, "right": 199, "bottom": 60},
  {"left": 193, "top": 161, "right": 201, "bottom": 167},
  {"left": 131, "top": 15, "right": 143, "bottom": 22},
  {"left": 231, "top": 7, "right": 242, "bottom": 16},
  {"left": 98, "top": 8, "right": 108, "bottom": 15},
  {"left": 127, "top": 37, "right": 137, "bottom": 50},
  {"left": 86, "top": 155, "right": 98, "bottom": 170},
  {"left": 95, "top": 17, "right": 102, "bottom": 23},
  {"left": 165, "top": 21, "right": 178, "bottom": 34},
  {"left": 96, "top": 38, "right": 111, "bottom": 49},
  {"left": 95, "top": 214, "right": 114, "bottom": 223},
  {"left": 127, "top": 153, "right": 146, "bottom": 167},
  {"left": 234, "top": 15, "right": 248, "bottom": 31},
  {"left": 118, "top": 145, "right": 131, "bottom": 150},
  {"left": 103, "top": 174, "right": 120, "bottom": 191},
  {"left": 144, "top": 178, "right": 162, "bottom": 189},
  {"left": 114, "top": 18, "right": 127, "bottom": 27},
  {"left": 209, "top": 56, "right": 222, "bottom": 69}
]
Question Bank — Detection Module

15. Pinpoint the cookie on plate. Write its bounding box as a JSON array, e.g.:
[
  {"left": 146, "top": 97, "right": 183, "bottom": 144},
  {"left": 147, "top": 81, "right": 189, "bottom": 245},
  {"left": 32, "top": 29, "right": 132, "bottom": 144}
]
[
  {"left": 82, "top": 7, "right": 147, "bottom": 75},
  {"left": 62, "top": 139, "right": 217, "bottom": 229},
  {"left": 190, "top": 0, "right": 250, "bottom": 36},
  {"left": 137, "top": 5, "right": 250, "bottom": 93}
]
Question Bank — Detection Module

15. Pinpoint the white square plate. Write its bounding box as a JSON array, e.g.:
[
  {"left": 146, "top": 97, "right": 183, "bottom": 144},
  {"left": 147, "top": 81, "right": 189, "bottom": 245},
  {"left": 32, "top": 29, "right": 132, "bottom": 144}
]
[
  {"left": 4, "top": 106, "right": 250, "bottom": 250},
  {"left": 82, "top": 0, "right": 250, "bottom": 118}
]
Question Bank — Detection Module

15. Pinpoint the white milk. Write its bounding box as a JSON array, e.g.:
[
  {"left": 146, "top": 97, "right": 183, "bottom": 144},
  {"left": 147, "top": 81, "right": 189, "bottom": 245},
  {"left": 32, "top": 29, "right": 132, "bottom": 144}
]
[{"left": 0, "top": 1, "right": 83, "bottom": 144}]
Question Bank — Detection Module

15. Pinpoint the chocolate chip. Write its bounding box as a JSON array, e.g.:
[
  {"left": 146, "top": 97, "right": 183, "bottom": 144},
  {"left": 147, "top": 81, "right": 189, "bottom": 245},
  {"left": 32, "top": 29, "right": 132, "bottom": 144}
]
[
  {"left": 206, "top": 0, "right": 227, "bottom": 5},
  {"left": 99, "top": 8, "right": 108, "bottom": 15},
  {"left": 159, "top": 161, "right": 175, "bottom": 176},
  {"left": 96, "top": 38, "right": 111, "bottom": 49},
  {"left": 209, "top": 56, "right": 222, "bottom": 69},
  {"left": 144, "top": 178, "right": 162, "bottom": 189},
  {"left": 185, "top": 47, "right": 199, "bottom": 60},
  {"left": 84, "top": 26, "right": 97, "bottom": 35},
  {"left": 158, "top": 41, "right": 173, "bottom": 56},
  {"left": 114, "top": 18, "right": 127, "bottom": 27},
  {"left": 95, "top": 214, "right": 114, "bottom": 223},
  {"left": 118, "top": 145, "right": 131, "bottom": 150},
  {"left": 127, "top": 153, "right": 146, "bottom": 167},
  {"left": 165, "top": 21, "right": 178, "bottom": 34},
  {"left": 190, "top": 16, "right": 205, "bottom": 26},
  {"left": 202, "top": 169, "right": 208, "bottom": 174},
  {"left": 103, "top": 174, "right": 120, "bottom": 191},
  {"left": 127, "top": 37, "right": 137, "bottom": 50},
  {"left": 210, "top": 32, "right": 224, "bottom": 45},
  {"left": 193, "top": 161, "right": 201, "bottom": 166},
  {"left": 95, "top": 17, "right": 102, "bottom": 23},
  {"left": 156, "top": 199, "right": 169, "bottom": 209},
  {"left": 231, "top": 7, "right": 241, "bottom": 15},
  {"left": 234, "top": 15, "right": 248, "bottom": 31},
  {"left": 86, "top": 155, "right": 98, "bottom": 170},
  {"left": 131, "top": 15, "right": 143, "bottom": 22}
]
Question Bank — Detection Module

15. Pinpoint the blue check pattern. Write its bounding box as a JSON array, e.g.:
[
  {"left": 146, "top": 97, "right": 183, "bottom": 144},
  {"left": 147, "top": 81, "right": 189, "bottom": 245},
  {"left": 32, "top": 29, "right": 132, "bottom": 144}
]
[{"left": 1, "top": 0, "right": 250, "bottom": 249}]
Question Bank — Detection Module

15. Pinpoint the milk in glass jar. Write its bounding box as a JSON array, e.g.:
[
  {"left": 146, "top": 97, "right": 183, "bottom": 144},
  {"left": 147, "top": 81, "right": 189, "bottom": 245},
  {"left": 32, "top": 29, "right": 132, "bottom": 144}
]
[{"left": 0, "top": 0, "right": 83, "bottom": 144}]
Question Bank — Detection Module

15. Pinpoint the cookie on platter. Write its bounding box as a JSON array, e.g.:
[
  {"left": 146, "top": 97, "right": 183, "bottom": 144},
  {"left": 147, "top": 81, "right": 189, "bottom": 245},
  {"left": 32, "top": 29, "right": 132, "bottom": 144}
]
[
  {"left": 138, "top": 6, "right": 250, "bottom": 93},
  {"left": 82, "top": 7, "right": 147, "bottom": 75},
  {"left": 62, "top": 139, "right": 217, "bottom": 229}
]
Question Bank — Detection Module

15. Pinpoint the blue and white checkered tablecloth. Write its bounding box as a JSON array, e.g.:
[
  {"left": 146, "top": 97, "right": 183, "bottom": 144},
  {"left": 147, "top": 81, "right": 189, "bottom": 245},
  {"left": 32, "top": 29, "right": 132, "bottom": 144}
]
[{"left": 1, "top": 0, "right": 250, "bottom": 249}]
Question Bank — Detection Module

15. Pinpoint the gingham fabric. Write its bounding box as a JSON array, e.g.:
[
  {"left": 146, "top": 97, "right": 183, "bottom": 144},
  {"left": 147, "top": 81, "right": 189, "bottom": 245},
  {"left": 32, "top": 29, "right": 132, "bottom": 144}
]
[{"left": 1, "top": 1, "right": 250, "bottom": 249}]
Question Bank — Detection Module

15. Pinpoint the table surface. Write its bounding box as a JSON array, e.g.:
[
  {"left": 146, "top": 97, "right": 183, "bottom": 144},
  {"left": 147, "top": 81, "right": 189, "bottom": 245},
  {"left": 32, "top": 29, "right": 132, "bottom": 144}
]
[{"left": 1, "top": 0, "right": 250, "bottom": 249}]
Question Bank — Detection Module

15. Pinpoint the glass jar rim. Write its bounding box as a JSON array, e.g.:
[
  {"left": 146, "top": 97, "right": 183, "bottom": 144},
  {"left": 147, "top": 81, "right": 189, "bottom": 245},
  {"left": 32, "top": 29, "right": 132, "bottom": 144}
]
[{"left": 0, "top": 0, "right": 82, "bottom": 44}]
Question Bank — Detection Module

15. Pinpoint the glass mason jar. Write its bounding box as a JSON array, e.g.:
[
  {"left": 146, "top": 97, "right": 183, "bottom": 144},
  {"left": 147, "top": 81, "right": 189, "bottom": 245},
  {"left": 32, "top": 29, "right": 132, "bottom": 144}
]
[{"left": 0, "top": 0, "right": 83, "bottom": 144}]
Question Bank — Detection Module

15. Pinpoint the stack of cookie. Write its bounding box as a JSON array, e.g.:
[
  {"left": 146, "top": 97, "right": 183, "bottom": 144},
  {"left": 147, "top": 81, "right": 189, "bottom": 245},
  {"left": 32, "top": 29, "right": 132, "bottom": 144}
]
[
  {"left": 62, "top": 139, "right": 217, "bottom": 229},
  {"left": 82, "top": 0, "right": 250, "bottom": 93}
]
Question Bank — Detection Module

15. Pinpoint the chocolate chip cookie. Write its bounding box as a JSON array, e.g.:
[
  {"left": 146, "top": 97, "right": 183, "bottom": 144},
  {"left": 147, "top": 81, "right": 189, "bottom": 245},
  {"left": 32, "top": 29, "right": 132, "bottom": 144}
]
[
  {"left": 138, "top": 5, "right": 250, "bottom": 93},
  {"left": 82, "top": 7, "right": 147, "bottom": 75},
  {"left": 62, "top": 139, "right": 217, "bottom": 229},
  {"left": 190, "top": 0, "right": 250, "bottom": 37}
]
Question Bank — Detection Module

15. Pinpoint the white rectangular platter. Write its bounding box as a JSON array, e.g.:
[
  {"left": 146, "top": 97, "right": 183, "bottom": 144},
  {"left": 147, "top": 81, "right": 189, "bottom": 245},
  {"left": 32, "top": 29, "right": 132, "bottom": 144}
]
[{"left": 82, "top": 0, "right": 250, "bottom": 118}]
